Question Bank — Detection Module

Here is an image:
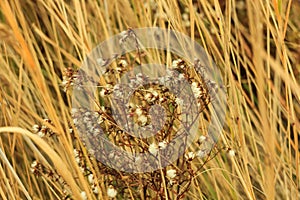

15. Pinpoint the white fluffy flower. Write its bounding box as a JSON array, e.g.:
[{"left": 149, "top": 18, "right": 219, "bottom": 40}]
[
  {"left": 136, "top": 73, "right": 143, "bottom": 83},
  {"left": 107, "top": 185, "right": 117, "bottom": 198},
  {"left": 169, "top": 179, "right": 175, "bottom": 185},
  {"left": 159, "top": 97, "right": 166, "bottom": 102},
  {"left": 61, "top": 78, "right": 68, "bottom": 88},
  {"left": 73, "top": 118, "right": 78, "bottom": 125},
  {"left": 135, "top": 107, "right": 143, "bottom": 116},
  {"left": 100, "top": 89, "right": 106, "bottom": 97},
  {"left": 92, "top": 186, "right": 99, "bottom": 194},
  {"left": 32, "top": 124, "right": 40, "bottom": 133},
  {"left": 138, "top": 115, "right": 148, "bottom": 126},
  {"left": 178, "top": 73, "right": 185, "bottom": 80},
  {"left": 158, "top": 141, "right": 167, "bottom": 149},
  {"left": 73, "top": 149, "right": 79, "bottom": 157},
  {"left": 97, "top": 116, "right": 104, "bottom": 124},
  {"left": 73, "top": 149, "right": 80, "bottom": 164},
  {"left": 145, "top": 93, "right": 153, "bottom": 102},
  {"left": 80, "top": 191, "right": 87, "bottom": 200},
  {"left": 191, "top": 82, "right": 202, "bottom": 98},
  {"left": 152, "top": 90, "right": 158, "bottom": 98},
  {"left": 93, "top": 111, "right": 100, "bottom": 118},
  {"left": 31, "top": 160, "right": 38, "bottom": 168},
  {"left": 30, "top": 162, "right": 37, "bottom": 173},
  {"left": 118, "top": 59, "right": 128, "bottom": 67},
  {"left": 182, "top": 13, "right": 189, "bottom": 21},
  {"left": 172, "top": 59, "right": 182, "bottom": 68},
  {"left": 228, "top": 149, "right": 235, "bottom": 157},
  {"left": 37, "top": 131, "right": 45, "bottom": 138},
  {"left": 196, "top": 149, "right": 206, "bottom": 158},
  {"left": 166, "top": 169, "right": 177, "bottom": 179},
  {"left": 97, "top": 58, "right": 105, "bottom": 66},
  {"left": 88, "top": 174, "right": 94, "bottom": 184},
  {"left": 149, "top": 143, "right": 159, "bottom": 156},
  {"left": 185, "top": 152, "right": 195, "bottom": 160},
  {"left": 30, "top": 160, "right": 38, "bottom": 173},
  {"left": 199, "top": 135, "right": 206, "bottom": 143},
  {"left": 175, "top": 97, "right": 183, "bottom": 106},
  {"left": 71, "top": 108, "right": 78, "bottom": 115}
]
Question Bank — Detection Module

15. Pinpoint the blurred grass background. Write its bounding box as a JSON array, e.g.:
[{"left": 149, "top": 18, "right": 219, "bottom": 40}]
[{"left": 0, "top": 0, "right": 299, "bottom": 199}]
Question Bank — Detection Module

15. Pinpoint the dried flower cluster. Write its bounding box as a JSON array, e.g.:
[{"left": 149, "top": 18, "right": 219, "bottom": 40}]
[
  {"left": 32, "top": 118, "right": 56, "bottom": 137},
  {"left": 29, "top": 28, "right": 233, "bottom": 199},
  {"left": 30, "top": 160, "right": 72, "bottom": 199}
]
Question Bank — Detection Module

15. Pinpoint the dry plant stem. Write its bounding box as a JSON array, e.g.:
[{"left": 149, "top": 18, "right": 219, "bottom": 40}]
[
  {"left": 0, "top": 148, "right": 28, "bottom": 200},
  {"left": 0, "top": 127, "right": 82, "bottom": 200}
]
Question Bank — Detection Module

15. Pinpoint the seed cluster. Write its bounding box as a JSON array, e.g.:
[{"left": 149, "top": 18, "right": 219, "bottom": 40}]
[
  {"left": 30, "top": 160, "right": 72, "bottom": 199},
  {"left": 29, "top": 28, "right": 232, "bottom": 199},
  {"left": 32, "top": 118, "right": 56, "bottom": 137}
]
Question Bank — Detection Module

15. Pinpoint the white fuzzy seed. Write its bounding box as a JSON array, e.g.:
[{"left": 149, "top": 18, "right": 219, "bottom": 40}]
[
  {"left": 166, "top": 169, "right": 177, "bottom": 179},
  {"left": 199, "top": 135, "right": 206, "bottom": 143},
  {"left": 228, "top": 149, "right": 235, "bottom": 157},
  {"left": 158, "top": 141, "right": 167, "bottom": 149},
  {"left": 149, "top": 143, "right": 159, "bottom": 156},
  {"left": 107, "top": 185, "right": 117, "bottom": 198},
  {"left": 80, "top": 191, "right": 87, "bottom": 200}
]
